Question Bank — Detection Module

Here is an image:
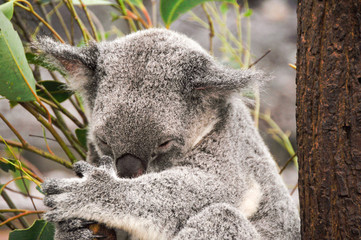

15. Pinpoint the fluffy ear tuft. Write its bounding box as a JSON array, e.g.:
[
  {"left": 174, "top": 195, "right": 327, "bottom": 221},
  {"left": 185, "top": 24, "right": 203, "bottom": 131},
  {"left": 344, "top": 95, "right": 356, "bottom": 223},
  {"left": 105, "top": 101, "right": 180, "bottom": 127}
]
[
  {"left": 34, "top": 37, "right": 99, "bottom": 96},
  {"left": 192, "top": 63, "right": 268, "bottom": 93}
]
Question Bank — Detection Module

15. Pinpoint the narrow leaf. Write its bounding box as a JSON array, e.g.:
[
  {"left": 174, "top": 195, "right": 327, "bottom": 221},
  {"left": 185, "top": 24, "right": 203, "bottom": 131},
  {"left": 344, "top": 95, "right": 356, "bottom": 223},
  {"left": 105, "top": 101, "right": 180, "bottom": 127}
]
[
  {"left": 160, "top": 0, "right": 236, "bottom": 27},
  {"left": 75, "top": 128, "right": 88, "bottom": 150},
  {"left": 220, "top": 2, "right": 229, "bottom": 15},
  {"left": 36, "top": 80, "right": 74, "bottom": 103},
  {"left": 0, "top": 160, "right": 16, "bottom": 172},
  {"left": 244, "top": 8, "right": 253, "bottom": 17},
  {"left": 9, "top": 220, "right": 55, "bottom": 240},
  {"left": 0, "top": 1, "right": 14, "bottom": 20},
  {"left": 0, "top": 12, "right": 36, "bottom": 102},
  {"left": 11, "top": 170, "right": 31, "bottom": 195}
]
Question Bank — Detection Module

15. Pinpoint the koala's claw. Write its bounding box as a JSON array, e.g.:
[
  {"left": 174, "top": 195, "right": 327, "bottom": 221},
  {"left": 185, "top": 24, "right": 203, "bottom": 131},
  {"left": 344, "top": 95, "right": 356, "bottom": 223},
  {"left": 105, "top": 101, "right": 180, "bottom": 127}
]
[
  {"left": 80, "top": 220, "right": 98, "bottom": 227},
  {"left": 93, "top": 235, "right": 107, "bottom": 239}
]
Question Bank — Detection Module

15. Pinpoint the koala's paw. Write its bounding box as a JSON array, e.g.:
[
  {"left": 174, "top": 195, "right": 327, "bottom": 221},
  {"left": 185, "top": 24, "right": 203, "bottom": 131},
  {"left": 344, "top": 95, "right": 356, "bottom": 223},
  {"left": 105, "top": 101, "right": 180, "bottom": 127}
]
[
  {"left": 42, "top": 157, "right": 117, "bottom": 223},
  {"left": 55, "top": 218, "right": 94, "bottom": 240}
]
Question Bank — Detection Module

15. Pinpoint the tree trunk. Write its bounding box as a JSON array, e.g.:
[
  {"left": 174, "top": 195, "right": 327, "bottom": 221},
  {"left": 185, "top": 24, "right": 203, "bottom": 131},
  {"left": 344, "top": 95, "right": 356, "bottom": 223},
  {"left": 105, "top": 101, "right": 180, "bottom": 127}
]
[{"left": 296, "top": 1, "right": 361, "bottom": 239}]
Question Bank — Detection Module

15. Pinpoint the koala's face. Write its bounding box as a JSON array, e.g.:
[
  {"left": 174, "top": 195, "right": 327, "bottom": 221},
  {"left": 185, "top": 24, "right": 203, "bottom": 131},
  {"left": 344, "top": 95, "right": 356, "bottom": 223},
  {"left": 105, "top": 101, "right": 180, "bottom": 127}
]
[
  {"left": 39, "top": 28, "right": 260, "bottom": 177},
  {"left": 88, "top": 30, "right": 218, "bottom": 174}
]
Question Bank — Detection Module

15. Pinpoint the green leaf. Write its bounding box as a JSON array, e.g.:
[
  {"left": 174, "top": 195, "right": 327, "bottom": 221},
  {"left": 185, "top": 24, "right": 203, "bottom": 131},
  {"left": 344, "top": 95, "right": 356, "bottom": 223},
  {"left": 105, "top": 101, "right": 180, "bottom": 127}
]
[
  {"left": 72, "top": 0, "right": 113, "bottom": 5},
  {"left": 220, "top": 2, "right": 229, "bottom": 15},
  {"left": 160, "top": 0, "right": 236, "bottom": 27},
  {"left": 11, "top": 170, "right": 31, "bottom": 195},
  {"left": 9, "top": 220, "right": 55, "bottom": 240},
  {"left": 0, "top": 12, "right": 36, "bottom": 102},
  {"left": 26, "top": 53, "right": 66, "bottom": 76},
  {"left": 0, "top": 1, "right": 14, "bottom": 20},
  {"left": 36, "top": 80, "right": 74, "bottom": 103},
  {"left": 0, "top": 159, "right": 16, "bottom": 172},
  {"left": 9, "top": 100, "right": 18, "bottom": 108},
  {"left": 75, "top": 128, "right": 88, "bottom": 150},
  {"left": 36, "top": 185, "right": 44, "bottom": 194},
  {"left": 244, "top": 8, "right": 253, "bottom": 17}
]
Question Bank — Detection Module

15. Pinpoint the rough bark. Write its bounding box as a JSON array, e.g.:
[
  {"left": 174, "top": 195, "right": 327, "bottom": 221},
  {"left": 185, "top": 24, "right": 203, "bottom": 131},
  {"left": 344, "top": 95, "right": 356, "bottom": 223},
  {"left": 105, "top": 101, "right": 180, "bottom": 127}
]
[{"left": 296, "top": 1, "right": 361, "bottom": 239}]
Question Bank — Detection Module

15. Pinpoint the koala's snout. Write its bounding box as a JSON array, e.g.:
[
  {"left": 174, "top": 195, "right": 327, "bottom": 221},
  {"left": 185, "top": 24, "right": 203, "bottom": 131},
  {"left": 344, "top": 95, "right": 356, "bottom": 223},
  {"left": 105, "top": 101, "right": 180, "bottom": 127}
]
[{"left": 116, "top": 154, "right": 146, "bottom": 178}]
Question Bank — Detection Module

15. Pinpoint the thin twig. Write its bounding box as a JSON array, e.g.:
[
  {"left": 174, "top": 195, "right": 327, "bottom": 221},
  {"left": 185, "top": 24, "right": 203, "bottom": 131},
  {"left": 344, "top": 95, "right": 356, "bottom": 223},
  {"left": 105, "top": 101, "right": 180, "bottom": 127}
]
[
  {"left": 0, "top": 211, "right": 45, "bottom": 227},
  {"left": 291, "top": 183, "right": 298, "bottom": 195},
  {"left": 37, "top": 83, "right": 85, "bottom": 128},
  {"left": 117, "top": 0, "right": 137, "bottom": 32},
  {"left": 62, "top": 0, "right": 91, "bottom": 42},
  {"left": 51, "top": 1, "right": 72, "bottom": 44},
  {"left": 0, "top": 214, "right": 16, "bottom": 230},
  {"left": 4, "top": 187, "right": 42, "bottom": 200},
  {"left": 29, "top": 134, "right": 74, "bottom": 148},
  {"left": 19, "top": 164, "right": 41, "bottom": 218},
  {"left": 279, "top": 153, "right": 297, "bottom": 174},
  {"left": 0, "top": 113, "right": 27, "bottom": 147},
  {"left": 248, "top": 49, "right": 271, "bottom": 69},
  {"left": 201, "top": 4, "right": 214, "bottom": 55},
  {"left": 78, "top": 0, "right": 99, "bottom": 41},
  {"left": 21, "top": 103, "right": 77, "bottom": 163},
  {"left": 151, "top": 0, "right": 156, "bottom": 27},
  {"left": 0, "top": 139, "right": 72, "bottom": 169},
  {"left": 14, "top": 0, "right": 65, "bottom": 43},
  {"left": 1, "top": 190, "right": 29, "bottom": 228},
  {"left": 53, "top": 109, "right": 87, "bottom": 158}
]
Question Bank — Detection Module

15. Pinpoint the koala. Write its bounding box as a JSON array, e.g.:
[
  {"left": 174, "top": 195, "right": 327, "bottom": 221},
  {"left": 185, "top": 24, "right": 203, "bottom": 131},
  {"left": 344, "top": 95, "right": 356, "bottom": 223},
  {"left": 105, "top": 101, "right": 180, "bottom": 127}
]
[{"left": 39, "top": 29, "right": 300, "bottom": 240}]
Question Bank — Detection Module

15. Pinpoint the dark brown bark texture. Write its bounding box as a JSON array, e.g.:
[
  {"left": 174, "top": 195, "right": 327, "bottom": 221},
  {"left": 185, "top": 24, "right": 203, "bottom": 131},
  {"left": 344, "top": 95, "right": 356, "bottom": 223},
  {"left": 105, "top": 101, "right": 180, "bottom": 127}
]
[{"left": 296, "top": 1, "right": 361, "bottom": 239}]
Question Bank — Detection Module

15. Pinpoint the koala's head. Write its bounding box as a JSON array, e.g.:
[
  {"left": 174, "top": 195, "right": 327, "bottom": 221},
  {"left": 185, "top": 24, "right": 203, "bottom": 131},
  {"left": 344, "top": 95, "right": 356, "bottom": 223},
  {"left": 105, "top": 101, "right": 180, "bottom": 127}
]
[{"left": 38, "top": 29, "right": 262, "bottom": 177}]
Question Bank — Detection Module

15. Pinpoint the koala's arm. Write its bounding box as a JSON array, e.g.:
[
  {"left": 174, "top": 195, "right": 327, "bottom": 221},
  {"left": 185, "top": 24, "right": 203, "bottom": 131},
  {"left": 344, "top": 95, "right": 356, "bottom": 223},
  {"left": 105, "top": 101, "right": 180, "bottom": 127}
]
[{"left": 42, "top": 157, "right": 258, "bottom": 239}]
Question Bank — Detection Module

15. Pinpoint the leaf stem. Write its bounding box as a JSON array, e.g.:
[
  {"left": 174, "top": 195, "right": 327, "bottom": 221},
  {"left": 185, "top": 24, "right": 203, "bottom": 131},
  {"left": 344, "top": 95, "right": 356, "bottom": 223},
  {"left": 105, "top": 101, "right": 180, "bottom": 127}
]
[
  {"left": 37, "top": 83, "right": 85, "bottom": 128},
  {"left": 0, "top": 210, "right": 45, "bottom": 227},
  {"left": 0, "top": 113, "right": 27, "bottom": 147},
  {"left": 21, "top": 103, "right": 77, "bottom": 163},
  {"left": 78, "top": 0, "right": 99, "bottom": 41},
  {"left": 14, "top": 0, "right": 65, "bottom": 43},
  {"left": 201, "top": 4, "right": 214, "bottom": 55},
  {"left": 1, "top": 190, "right": 29, "bottom": 228},
  {"left": 0, "top": 139, "right": 72, "bottom": 169}
]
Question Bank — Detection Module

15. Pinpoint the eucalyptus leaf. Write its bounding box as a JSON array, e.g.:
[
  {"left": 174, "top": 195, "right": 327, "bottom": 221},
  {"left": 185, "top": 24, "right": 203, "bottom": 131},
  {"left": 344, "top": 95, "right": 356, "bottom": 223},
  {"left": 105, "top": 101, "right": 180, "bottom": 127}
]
[
  {"left": 9, "top": 220, "right": 55, "bottom": 240},
  {"left": 160, "top": 0, "right": 236, "bottom": 27},
  {"left": 244, "top": 8, "right": 253, "bottom": 17},
  {"left": 36, "top": 80, "right": 74, "bottom": 103},
  {"left": 0, "top": 1, "right": 14, "bottom": 20},
  {"left": 0, "top": 160, "right": 16, "bottom": 172},
  {"left": 0, "top": 12, "right": 36, "bottom": 102},
  {"left": 11, "top": 170, "right": 31, "bottom": 195},
  {"left": 75, "top": 128, "right": 88, "bottom": 150},
  {"left": 9, "top": 100, "right": 18, "bottom": 108},
  {"left": 36, "top": 185, "right": 44, "bottom": 194},
  {"left": 220, "top": 2, "right": 229, "bottom": 15}
]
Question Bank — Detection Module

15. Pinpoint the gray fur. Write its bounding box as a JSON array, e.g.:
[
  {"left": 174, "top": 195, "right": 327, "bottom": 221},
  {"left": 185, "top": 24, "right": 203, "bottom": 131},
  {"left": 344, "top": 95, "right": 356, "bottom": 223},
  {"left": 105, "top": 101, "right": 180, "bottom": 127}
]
[{"left": 40, "top": 29, "right": 300, "bottom": 239}]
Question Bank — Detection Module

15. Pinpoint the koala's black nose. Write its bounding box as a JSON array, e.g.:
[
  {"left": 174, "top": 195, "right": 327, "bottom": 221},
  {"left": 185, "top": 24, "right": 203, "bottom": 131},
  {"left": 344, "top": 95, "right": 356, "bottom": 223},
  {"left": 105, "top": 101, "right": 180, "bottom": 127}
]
[{"left": 116, "top": 154, "right": 145, "bottom": 178}]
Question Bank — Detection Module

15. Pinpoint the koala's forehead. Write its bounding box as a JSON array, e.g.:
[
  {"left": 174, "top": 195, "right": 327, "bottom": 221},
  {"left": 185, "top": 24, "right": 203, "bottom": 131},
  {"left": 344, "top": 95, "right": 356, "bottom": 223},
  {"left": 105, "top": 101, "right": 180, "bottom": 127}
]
[{"left": 95, "top": 29, "right": 210, "bottom": 87}]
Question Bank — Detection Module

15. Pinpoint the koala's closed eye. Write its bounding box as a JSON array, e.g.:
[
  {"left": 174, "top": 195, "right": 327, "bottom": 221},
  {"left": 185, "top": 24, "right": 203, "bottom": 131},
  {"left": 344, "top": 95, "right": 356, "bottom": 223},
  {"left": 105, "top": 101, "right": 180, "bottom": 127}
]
[
  {"left": 158, "top": 140, "right": 174, "bottom": 149},
  {"left": 96, "top": 136, "right": 108, "bottom": 146}
]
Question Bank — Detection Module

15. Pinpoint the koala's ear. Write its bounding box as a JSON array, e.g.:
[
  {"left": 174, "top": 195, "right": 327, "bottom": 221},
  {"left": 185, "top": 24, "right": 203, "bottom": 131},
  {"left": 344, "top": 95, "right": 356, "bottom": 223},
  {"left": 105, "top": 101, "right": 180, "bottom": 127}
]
[
  {"left": 35, "top": 37, "right": 99, "bottom": 95},
  {"left": 192, "top": 63, "right": 266, "bottom": 93}
]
